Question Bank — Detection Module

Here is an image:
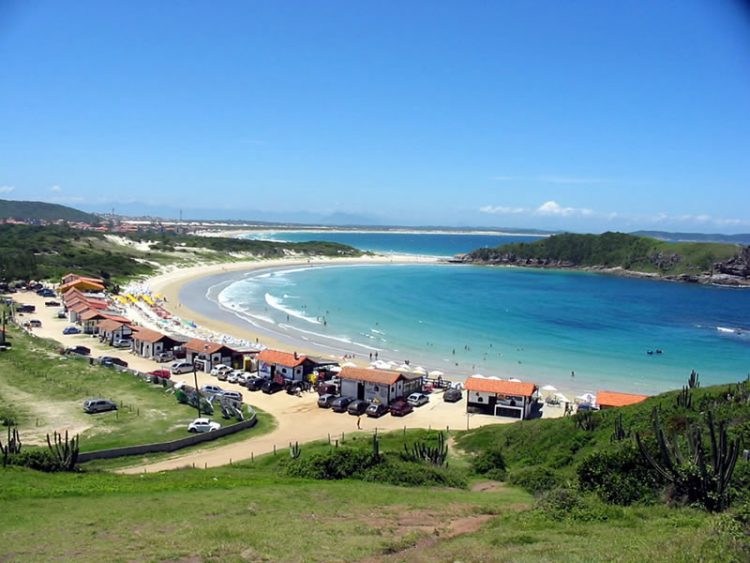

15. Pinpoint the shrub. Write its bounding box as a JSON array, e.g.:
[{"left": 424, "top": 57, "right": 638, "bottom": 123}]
[
  {"left": 508, "top": 466, "right": 563, "bottom": 494},
  {"left": 286, "top": 448, "right": 379, "bottom": 480},
  {"left": 535, "top": 487, "right": 623, "bottom": 522},
  {"left": 471, "top": 447, "right": 507, "bottom": 480},
  {"left": 9, "top": 449, "right": 64, "bottom": 472},
  {"left": 577, "top": 443, "right": 662, "bottom": 505},
  {"left": 363, "top": 458, "right": 467, "bottom": 488}
]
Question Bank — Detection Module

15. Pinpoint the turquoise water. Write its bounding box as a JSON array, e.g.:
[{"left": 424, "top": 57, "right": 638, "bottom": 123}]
[
  {"left": 216, "top": 263, "right": 750, "bottom": 396},
  {"left": 243, "top": 231, "right": 543, "bottom": 257}
]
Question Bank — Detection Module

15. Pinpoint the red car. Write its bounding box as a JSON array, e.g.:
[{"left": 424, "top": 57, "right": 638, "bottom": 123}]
[
  {"left": 148, "top": 369, "right": 171, "bottom": 379},
  {"left": 389, "top": 399, "right": 414, "bottom": 417}
]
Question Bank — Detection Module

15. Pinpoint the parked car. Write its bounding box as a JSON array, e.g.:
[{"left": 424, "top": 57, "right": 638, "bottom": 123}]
[
  {"left": 148, "top": 369, "right": 172, "bottom": 380},
  {"left": 216, "top": 370, "right": 229, "bottom": 382},
  {"left": 331, "top": 396, "right": 353, "bottom": 413},
  {"left": 112, "top": 338, "right": 132, "bottom": 348},
  {"left": 317, "top": 393, "right": 338, "bottom": 408},
  {"left": 44, "top": 300, "right": 61, "bottom": 307},
  {"left": 37, "top": 288, "right": 56, "bottom": 298},
  {"left": 65, "top": 345, "right": 91, "bottom": 356},
  {"left": 83, "top": 398, "right": 117, "bottom": 414},
  {"left": 365, "top": 402, "right": 389, "bottom": 418},
  {"left": 155, "top": 350, "right": 175, "bottom": 363},
  {"left": 317, "top": 382, "right": 339, "bottom": 396},
  {"left": 347, "top": 399, "right": 369, "bottom": 416},
  {"left": 170, "top": 360, "right": 194, "bottom": 375},
  {"left": 443, "top": 388, "right": 463, "bottom": 403},
  {"left": 99, "top": 356, "right": 128, "bottom": 368},
  {"left": 62, "top": 326, "right": 81, "bottom": 335},
  {"left": 390, "top": 399, "right": 414, "bottom": 417},
  {"left": 28, "top": 319, "right": 42, "bottom": 328},
  {"left": 210, "top": 364, "right": 232, "bottom": 377},
  {"left": 17, "top": 304, "right": 35, "bottom": 313},
  {"left": 187, "top": 418, "right": 221, "bottom": 433},
  {"left": 243, "top": 374, "right": 264, "bottom": 390},
  {"left": 200, "top": 384, "right": 224, "bottom": 396},
  {"left": 221, "top": 390, "right": 243, "bottom": 403},
  {"left": 261, "top": 380, "right": 284, "bottom": 394},
  {"left": 57, "top": 310, "right": 67, "bottom": 319},
  {"left": 173, "top": 346, "right": 187, "bottom": 359},
  {"left": 407, "top": 392, "right": 429, "bottom": 407},
  {"left": 226, "top": 370, "right": 244, "bottom": 384}
]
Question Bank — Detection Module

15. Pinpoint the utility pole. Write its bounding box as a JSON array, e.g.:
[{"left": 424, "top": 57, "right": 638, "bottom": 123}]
[{"left": 192, "top": 362, "right": 202, "bottom": 419}]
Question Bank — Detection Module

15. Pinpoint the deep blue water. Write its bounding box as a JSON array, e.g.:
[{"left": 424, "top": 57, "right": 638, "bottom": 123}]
[
  {"left": 216, "top": 263, "right": 750, "bottom": 396},
  {"left": 243, "top": 230, "right": 543, "bottom": 257}
]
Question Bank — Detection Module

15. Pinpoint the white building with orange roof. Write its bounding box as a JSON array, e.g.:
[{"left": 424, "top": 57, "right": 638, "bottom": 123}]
[{"left": 464, "top": 376, "right": 538, "bottom": 420}]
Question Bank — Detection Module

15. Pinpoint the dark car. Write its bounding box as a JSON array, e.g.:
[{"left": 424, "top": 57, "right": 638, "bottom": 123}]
[
  {"left": 347, "top": 399, "right": 369, "bottom": 416},
  {"left": 317, "top": 382, "right": 339, "bottom": 396},
  {"left": 63, "top": 326, "right": 81, "bottom": 335},
  {"left": 17, "top": 304, "right": 35, "bottom": 313},
  {"left": 317, "top": 393, "right": 338, "bottom": 408},
  {"left": 37, "top": 288, "right": 56, "bottom": 297},
  {"left": 261, "top": 380, "right": 284, "bottom": 394},
  {"left": 44, "top": 300, "right": 61, "bottom": 307},
  {"left": 99, "top": 356, "right": 128, "bottom": 368},
  {"left": 331, "top": 396, "right": 353, "bottom": 413},
  {"left": 244, "top": 375, "right": 266, "bottom": 391},
  {"left": 443, "top": 388, "right": 463, "bottom": 403},
  {"left": 28, "top": 319, "right": 42, "bottom": 328},
  {"left": 83, "top": 399, "right": 117, "bottom": 414},
  {"left": 390, "top": 399, "right": 414, "bottom": 417},
  {"left": 365, "top": 402, "right": 389, "bottom": 418},
  {"left": 148, "top": 369, "right": 172, "bottom": 380},
  {"left": 65, "top": 345, "right": 91, "bottom": 356}
]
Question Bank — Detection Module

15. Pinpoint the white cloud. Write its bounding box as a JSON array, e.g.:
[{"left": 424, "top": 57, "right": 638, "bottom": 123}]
[
  {"left": 0, "top": 185, "right": 15, "bottom": 193},
  {"left": 534, "top": 200, "right": 593, "bottom": 217},
  {"left": 50, "top": 185, "right": 62, "bottom": 192},
  {"left": 479, "top": 205, "right": 528, "bottom": 214}
]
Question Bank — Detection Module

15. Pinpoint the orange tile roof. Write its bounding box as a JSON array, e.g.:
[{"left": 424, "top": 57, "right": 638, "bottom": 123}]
[
  {"left": 96, "top": 319, "right": 128, "bottom": 332},
  {"left": 80, "top": 309, "right": 107, "bottom": 321},
  {"left": 339, "top": 366, "right": 403, "bottom": 385},
  {"left": 596, "top": 390, "right": 649, "bottom": 408},
  {"left": 184, "top": 338, "right": 226, "bottom": 355},
  {"left": 132, "top": 327, "right": 169, "bottom": 343},
  {"left": 68, "top": 302, "right": 90, "bottom": 313},
  {"left": 59, "top": 279, "right": 105, "bottom": 293},
  {"left": 257, "top": 349, "right": 307, "bottom": 367},
  {"left": 103, "top": 314, "right": 131, "bottom": 324},
  {"left": 465, "top": 377, "right": 537, "bottom": 397}
]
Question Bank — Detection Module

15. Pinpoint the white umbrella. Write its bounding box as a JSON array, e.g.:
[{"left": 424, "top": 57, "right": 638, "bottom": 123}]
[
  {"left": 329, "top": 366, "right": 342, "bottom": 373},
  {"left": 541, "top": 384, "right": 558, "bottom": 392},
  {"left": 428, "top": 370, "right": 444, "bottom": 377},
  {"left": 555, "top": 393, "right": 570, "bottom": 403},
  {"left": 341, "top": 361, "right": 357, "bottom": 368},
  {"left": 411, "top": 366, "right": 427, "bottom": 375},
  {"left": 395, "top": 364, "right": 412, "bottom": 372},
  {"left": 576, "top": 392, "right": 596, "bottom": 404},
  {"left": 508, "top": 377, "right": 521, "bottom": 382}
]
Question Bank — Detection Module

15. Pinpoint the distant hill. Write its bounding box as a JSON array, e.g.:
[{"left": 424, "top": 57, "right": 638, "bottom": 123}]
[
  {"left": 632, "top": 230, "right": 750, "bottom": 245},
  {"left": 0, "top": 199, "right": 98, "bottom": 223},
  {"left": 460, "top": 231, "right": 749, "bottom": 286}
]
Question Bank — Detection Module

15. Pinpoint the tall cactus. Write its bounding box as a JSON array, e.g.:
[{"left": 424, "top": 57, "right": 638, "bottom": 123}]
[
  {"left": 46, "top": 430, "right": 80, "bottom": 471},
  {"left": 635, "top": 408, "right": 740, "bottom": 512},
  {"left": 371, "top": 433, "right": 380, "bottom": 459},
  {"left": 289, "top": 441, "right": 301, "bottom": 459},
  {"left": 0, "top": 425, "right": 22, "bottom": 467},
  {"left": 404, "top": 432, "right": 448, "bottom": 466},
  {"left": 610, "top": 413, "right": 629, "bottom": 442},
  {"left": 688, "top": 370, "right": 700, "bottom": 389},
  {"left": 676, "top": 386, "right": 693, "bottom": 409}
]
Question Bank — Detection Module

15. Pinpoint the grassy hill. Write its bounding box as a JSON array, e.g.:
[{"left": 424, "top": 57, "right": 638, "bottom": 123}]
[
  {"left": 0, "top": 224, "right": 363, "bottom": 283},
  {"left": 463, "top": 232, "right": 743, "bottom": 279},
  {"left": 0, "top": 198, "right": 98, "bottom": 223}
]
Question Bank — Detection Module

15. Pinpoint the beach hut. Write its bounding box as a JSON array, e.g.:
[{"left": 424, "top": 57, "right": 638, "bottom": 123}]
[
  {"left": 339, "top": 366, "right": 423, "bottom": 405},
  {"left": 464, "top": 376, "right": 538, "bottom": 420},
  {"left": 184, "top": 338, "right": 238, "bottom": 372},
  {"left": 596, "top": 390, "right": 649, "bottom": 409},
  {"left": 131, "top": 327, "right": 180, "bottom": 360},
  {"left": 95, "top": 318, "right": 133, "bottom": 345},
  {"left": 256, "top": 350, "right": 317, "bottom": 383}
]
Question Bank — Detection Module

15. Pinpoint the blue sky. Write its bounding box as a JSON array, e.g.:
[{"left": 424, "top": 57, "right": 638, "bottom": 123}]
[{"left": 1, "top": 1, "right": 749, "bottom": 232}]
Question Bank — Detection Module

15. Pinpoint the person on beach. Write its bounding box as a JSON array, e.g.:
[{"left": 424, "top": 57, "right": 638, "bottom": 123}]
[
  {"left": 571, "top": 370, "right": 575, "bottom": 378},
  {"left": 356, "top": 416, "right": 361, "bottom": 430}
]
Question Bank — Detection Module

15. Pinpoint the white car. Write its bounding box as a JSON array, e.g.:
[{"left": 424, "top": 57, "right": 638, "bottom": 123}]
[
  {"left": 227, "top": 370, "right": 245, "bottom": 384},
  {"left": 187, "top": 418, "right": 221, "bottom": 433},
  {"left": 407, "top": 392, "right": 429, "bottom": 407},
  {"left": 200, "top": 384, "right": 224, "bottom": 396},
  {"left": 170, "top": 360, "right": 194, "bottom": 375},
  {"left": 210, "top": 364, "right": 232, "bottom": 377}
]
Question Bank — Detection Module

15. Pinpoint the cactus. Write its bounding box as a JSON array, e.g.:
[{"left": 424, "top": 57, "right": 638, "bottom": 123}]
[
  {"left": 635, "top": 408, "right": 741, "bottom": 512},
  {"left": 676, "top": 386, "right": 693, "bottom": 409},
  {"left": 611, "top": 413, "right": 629, "bottom": 442},
  {"left": 574, "top": 410, "right": 599, "bottom": 432},
  {"left": 688, "top": 370, "right": 700, "bottom": 389},
  {"left": 289, "top": 441, "right": 301, "bottom": 459},
  {"left": 404, "top": 432, "right": 448, "bottom": 466},
  {"left": 46, "top": 430, "right": 80, "bottom": 471},
  {"left": 0, "top": 425, "right": 22, "bottom": 467},
  {"left": 371, "top": 433, "right": 380, "bottom": 459}
]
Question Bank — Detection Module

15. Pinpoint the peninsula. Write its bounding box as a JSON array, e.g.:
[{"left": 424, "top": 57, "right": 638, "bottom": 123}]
[{"left": 457, "top": 232, "right": 750, "bottom": 286}]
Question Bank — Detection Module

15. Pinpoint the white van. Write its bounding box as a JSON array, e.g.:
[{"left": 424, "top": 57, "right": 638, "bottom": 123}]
[{"left": 170, "top": 360, "right": 194, "bottom": 375}]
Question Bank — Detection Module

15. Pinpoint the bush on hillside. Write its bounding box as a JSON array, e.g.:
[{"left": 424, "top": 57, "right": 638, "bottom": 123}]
[
  {"left": 577, "top": 443, "right": 662, "bottom": 505},
  {"left": 8, "top": 449, "right": 66, "bottom": 473},
  {"left": 285, "top": 448, "right": 379, "bottom": 480},
  {"left": 362, "top": 458, "right": 467, "bottom": 488},
  {"left": 534, "top": 487, "right": 624, "bottom": 522},
  {"left": 508, "top": 465, "right": 564, "bottom": 494},
  {"left": 471, "top": 447, "right": 507, "bottom": 480}
]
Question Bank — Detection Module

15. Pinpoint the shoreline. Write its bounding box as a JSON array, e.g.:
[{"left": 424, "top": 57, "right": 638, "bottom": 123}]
[{"left": 198, "top": 227, "right": 551, "bottom": 239}]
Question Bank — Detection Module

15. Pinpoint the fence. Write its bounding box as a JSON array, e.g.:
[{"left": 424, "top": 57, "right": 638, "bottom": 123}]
[{"left": 78, "top": 412, "right": 257, "bottom": 462}]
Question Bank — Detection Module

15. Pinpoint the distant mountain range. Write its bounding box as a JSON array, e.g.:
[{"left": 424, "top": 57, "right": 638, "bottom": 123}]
[
  {"left": 631, "top": 230, "right": 750, "bottom": 245},
  {"left": 0, "top": 199, "right": 98, "bottom": 223}
]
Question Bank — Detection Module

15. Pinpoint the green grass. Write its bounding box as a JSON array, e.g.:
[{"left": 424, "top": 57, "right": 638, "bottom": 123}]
[{"left": 0, "top": 326, "right": 274, "bottom": 453}]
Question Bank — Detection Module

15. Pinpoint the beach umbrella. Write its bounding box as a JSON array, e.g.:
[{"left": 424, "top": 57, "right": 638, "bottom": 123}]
[
  {"left": 428, "top": 370, "right": 444, "bottom": 378},
  {"left": 508, "top": 377, "right": 521, "bottom": 382},
  {"left": 329, "top": 366, "right": 341, "bottom": 373},
  {"left": 541, "top": 385, "right": 557, "bottom": 392},
  {"left": 395, "top": 364, "right": 412, "bottom": 372},
  {"left": 555, "top": 393, "right": 570, "bottom": 404},
  {"left": 411, "top": 366, "right": 427, "bottom": 375},
  {"left": 576, "top": 392, "right": 596, "bottom": 404},
  {"left": 341, "top": 361, "right": 357, "bottom": 368}
]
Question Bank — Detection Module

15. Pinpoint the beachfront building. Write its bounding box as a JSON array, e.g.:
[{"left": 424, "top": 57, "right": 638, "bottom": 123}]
[
  {"left": 257, "top": 350, "right": 317, "bottom": 383},
  {"left": 465, "top": 376, "right": 538, "bottom": 420},
  {"left": 79, "top": 309, "right": 109, "bottom": 334},
  {"left": 184, "top": 338, "right": 238, "bottom": 372},
  {"left": 339, "top": 366, "right": 423, "bottom": 405},
  {"left": 96, "top": 319, "right": 133, "bottom": 345},
  {"left": 131, "top": 327, "right": 180, "bottom": 359},
  {"left": 596, "top": 390, "right": 649, "bottom": 410},
  {"left": 59, "top": 274, "right": 106, "bottom": 294}
]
